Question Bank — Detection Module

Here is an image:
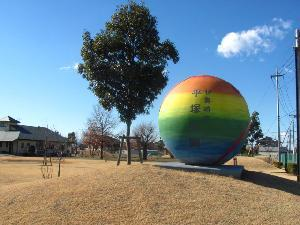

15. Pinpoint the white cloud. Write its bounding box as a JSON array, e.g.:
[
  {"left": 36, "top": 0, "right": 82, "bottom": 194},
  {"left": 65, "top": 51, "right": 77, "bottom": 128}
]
[
  {"left": 59, "top": 63, "right": 79, "bottom": 71},
  {"left": 217, "top": 18, "right": 292, "bottom": 58}
]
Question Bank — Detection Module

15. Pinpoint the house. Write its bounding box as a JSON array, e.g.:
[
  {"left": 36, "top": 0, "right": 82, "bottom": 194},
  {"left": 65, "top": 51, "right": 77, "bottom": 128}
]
[
  {"left": 258, "top": 146, "right": 288, "bottom": 159},
  {"left": 0, "top": 116, "right": 67, "bottom": 155}
]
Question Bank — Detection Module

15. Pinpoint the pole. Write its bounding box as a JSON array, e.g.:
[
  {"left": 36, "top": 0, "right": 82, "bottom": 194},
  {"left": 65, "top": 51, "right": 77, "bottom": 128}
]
[
  {"left": 292, "top": 117, "right": 295, "bottom": 153},
  {"left": 137, "top": 137, "right": 143, "bottom": 164},
  {"left": 271, "top": 69, "right": 284, "bottom": 162},
  {"left": 276, "top": 70, "right": 281, "bottom": 162},
  {"left": 290, "top": 114, "right": 296, "bottom": 154},
  {"left": 294, "top": 29, "right": 300, "bottom": 182},
  {"left": 289, "top": 123, "right": 292, "bottom": 152},
  {"left": 117, "top": 136, "right": 124, "bottom": 166}
]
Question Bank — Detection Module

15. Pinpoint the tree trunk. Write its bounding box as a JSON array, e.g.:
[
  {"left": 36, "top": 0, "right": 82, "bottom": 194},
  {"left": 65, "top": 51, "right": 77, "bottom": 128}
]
[
  {"left": 143, "top": 144, "right": 147, "bottom": 160},
  {"left": 100, "top": 142, "right": 104, "bottom": 159},
  {"left": 248, "top": 143, "right": 254, "bottom": 156},
  {"left": 126, "top": 121, "right": 131, "bottom": 165},
  {"left": 58, "top": 158, "right": 61, "bottom": 177},
  {"left": 92, "top": 147, "right": 96, "bottom": 157}
]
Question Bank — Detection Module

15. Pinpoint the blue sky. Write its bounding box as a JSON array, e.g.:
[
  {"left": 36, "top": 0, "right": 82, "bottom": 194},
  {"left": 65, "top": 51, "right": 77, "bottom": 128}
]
[{"left": 0, "top": 0, "right": 299, "bottom": 144}]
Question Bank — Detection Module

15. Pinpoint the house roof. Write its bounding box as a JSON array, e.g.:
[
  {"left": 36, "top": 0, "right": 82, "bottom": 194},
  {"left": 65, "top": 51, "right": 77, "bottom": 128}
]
[
  {"left": 0, "top": 116, "right": 20, "bottom": 124},
  {"left": 16, "top": 125, "right": 66, "bottom": 142},
  {"left": 0, "top": 131, "right": 20, "bottom": 141},
  {"left": 0, "top": 125, "right": 66, "bottom": 142}
]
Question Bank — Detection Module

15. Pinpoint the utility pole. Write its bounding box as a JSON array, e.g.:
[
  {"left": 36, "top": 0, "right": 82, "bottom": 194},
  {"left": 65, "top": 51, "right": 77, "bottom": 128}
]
[
  {"left": 289, "top": 122, "right": 292, "bottom": 152},
  {"left": 294, "top": 29, "right": 300, "bottom": 182},
  {"left": 293, "top": 118, "right": 295, "bottom": 153},
  {"left": 289, "top": 114, "right": 296, "bottom": 154},
  {"left": 271, "top": 68, "right": 284, "bottom": 163}
]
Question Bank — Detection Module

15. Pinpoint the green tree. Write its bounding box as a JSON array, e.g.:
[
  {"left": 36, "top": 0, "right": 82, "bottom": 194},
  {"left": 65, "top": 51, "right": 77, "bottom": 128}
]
[
  {"left": 78, "top": 2, "right": 179, "bottom": 164},
  {"left": 247, "top": 111, "right": 263, "bottom": 155},
  {"left": 67, "top": 132, "right": 78, "bottom": 156},
  {"left": 67, "top": 132, "right": 77, "bottom": 145}
]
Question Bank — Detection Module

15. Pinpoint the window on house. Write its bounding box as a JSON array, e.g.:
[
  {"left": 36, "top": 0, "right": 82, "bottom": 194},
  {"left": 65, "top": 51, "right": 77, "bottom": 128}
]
[
  {"left": 0, "top": 142, "right": 2, "bottom": 147},
  {"left": 6, "top": 142, "right": 8, "bottom": 147},
  {"left": 21, "top": 143, "right": 24, "bottom": 148}
]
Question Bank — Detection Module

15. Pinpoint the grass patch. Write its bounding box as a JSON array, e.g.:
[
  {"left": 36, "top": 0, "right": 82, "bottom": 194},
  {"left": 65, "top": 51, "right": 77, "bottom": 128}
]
[
  {"left": 0, "top": 156, "right": 299, "bottom": 225},
  {"left": 285, "top": 163, "right": 298, "bottom": 175}
]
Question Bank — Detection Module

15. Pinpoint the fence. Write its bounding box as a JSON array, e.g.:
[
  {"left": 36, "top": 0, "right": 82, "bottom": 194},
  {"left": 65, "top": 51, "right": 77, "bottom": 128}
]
[{"left": 280, "top": 153, "right": 298, "bottom": 164}]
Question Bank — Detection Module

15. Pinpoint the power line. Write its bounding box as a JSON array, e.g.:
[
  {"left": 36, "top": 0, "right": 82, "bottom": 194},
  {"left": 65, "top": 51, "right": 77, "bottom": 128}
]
[
  {"left": 265, "top": 113, "right": 292, "bottom": 139},
  {"left": 278, "top": 53, "right": 294, "bottom": 74},
  {"left": 253, "top": 81, "right": 273, "bottom": 110},
  {"left": 279, "top": 67, "right": 296, "bottom": 117},
  {"left": 264, "top": 117, "right": 277, "bottom": 137},
  {"left": 271, "top": 78, "right": 291, "bottom": 116},
  {"left": 272, "top": 75, "right": 295, "bottom": 117},
  {"left": 281, "top": 81, "right": 295, "bottom": 112},
  {"left": 278, "top": 86, "right": 293, "bottom": 114},
  {"left": 281, "top": 59, "right": 295, "bottom": 74},
  {"left": 282, "top": 119, "right": 293, "bottom": 145}
]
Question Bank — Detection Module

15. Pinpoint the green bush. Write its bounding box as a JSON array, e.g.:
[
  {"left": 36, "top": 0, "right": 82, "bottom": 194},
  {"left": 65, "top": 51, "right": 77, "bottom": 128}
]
[
  {"left": 273, "top": 161, "right": 283, "bottom": 169},
  {"left": 285, "top": 163, "right": 298, "bottom": 175}
]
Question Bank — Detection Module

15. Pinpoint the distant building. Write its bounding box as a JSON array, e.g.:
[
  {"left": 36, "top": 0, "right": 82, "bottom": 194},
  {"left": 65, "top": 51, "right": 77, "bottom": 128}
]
[
  {"left": 258, "top": 146, "right": 288, "bottom": 158},
  {"left": 0, "top": 116, "right": 67, "bottom": 155}
]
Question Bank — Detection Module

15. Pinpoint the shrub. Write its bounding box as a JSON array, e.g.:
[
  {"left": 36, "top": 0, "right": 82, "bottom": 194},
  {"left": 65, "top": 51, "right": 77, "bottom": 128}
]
[
  {"left": 273, "top": 161, "right": 283, "bottom": 169},
  {"left": 240, "top": 145, "right": 247, "bottom": 155},
  {"left": 285, "top": 163, "right": 298, "bottom": 175}
]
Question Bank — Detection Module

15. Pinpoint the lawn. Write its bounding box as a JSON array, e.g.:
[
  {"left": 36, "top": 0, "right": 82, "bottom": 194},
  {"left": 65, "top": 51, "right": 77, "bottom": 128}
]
[{"left": 0, "top": 155, "right": 299, "bottom": 225}]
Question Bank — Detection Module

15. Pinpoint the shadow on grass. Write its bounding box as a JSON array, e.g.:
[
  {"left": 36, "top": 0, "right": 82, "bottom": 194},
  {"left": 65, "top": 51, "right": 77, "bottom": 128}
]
[
  {"left": 242, "top": 170, "right": 300, "bottom": 196},
  {"left": 270, "top": 171, "right": 288, "bottom": 174}
]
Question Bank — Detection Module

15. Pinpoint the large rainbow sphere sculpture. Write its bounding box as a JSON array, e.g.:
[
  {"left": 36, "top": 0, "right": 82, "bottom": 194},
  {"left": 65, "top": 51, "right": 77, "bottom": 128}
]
[{"left": 158, "top": 75, "right": 250, "bottom": 165}]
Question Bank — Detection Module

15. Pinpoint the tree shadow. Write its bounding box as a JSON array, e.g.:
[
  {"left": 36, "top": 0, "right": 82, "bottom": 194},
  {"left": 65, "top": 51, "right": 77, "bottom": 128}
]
[{"left": 242, "top": 170, "right": 300, "bottom": 196}]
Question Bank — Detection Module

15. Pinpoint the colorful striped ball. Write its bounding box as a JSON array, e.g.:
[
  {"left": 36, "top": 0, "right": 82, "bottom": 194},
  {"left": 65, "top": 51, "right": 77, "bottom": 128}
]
[{"left": 158, "top": 75, "right": 250, "bottom": 165}]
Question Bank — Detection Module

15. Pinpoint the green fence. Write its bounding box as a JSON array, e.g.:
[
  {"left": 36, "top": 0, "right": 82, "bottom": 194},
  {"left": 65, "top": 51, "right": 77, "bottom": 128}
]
[{"left": 280, "top": 153, "right": 298, "bottom": 164}]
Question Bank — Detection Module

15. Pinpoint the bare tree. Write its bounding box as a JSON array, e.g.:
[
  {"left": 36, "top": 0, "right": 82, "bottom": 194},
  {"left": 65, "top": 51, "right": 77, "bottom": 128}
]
[
  {"left": 133, "top": 122, "right": 158, "bottom": 160},
  {"left": 85, "top": 105, "right": 117, "bottom": 159},
  {"left": 82, "top": 127, "right": 101, "bottom": 157}
]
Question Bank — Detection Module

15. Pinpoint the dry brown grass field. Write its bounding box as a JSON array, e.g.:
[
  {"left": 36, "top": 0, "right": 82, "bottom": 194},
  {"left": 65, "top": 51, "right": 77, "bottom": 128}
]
[{"left": 0, "top": 155, "right": 299, "bottom": 225}]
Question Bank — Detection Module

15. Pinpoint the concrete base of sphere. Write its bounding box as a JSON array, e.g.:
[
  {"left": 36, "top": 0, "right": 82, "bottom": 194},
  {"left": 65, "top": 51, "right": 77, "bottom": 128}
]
[{"left": 154, "top": 162, "right": 244, "bottom": 179}]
